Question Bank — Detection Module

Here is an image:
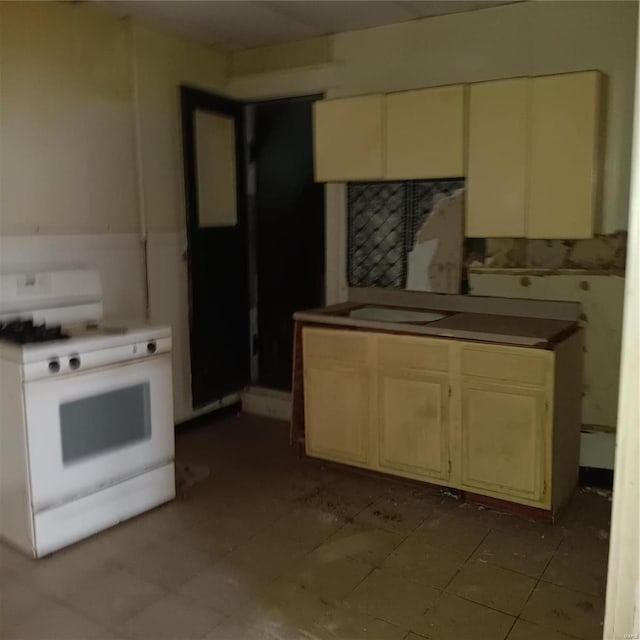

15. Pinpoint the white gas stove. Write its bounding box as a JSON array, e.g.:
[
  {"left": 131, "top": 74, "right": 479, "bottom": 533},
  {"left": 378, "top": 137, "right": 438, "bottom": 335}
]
[{"left": 0, "top": 269, "right": 175, "bottom": 557}]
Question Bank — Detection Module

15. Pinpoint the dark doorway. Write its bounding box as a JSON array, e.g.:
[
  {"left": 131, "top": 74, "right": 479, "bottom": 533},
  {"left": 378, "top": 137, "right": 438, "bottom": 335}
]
[
  {"left": 252, "top": 96, "right": 325, "bottom": 390},
  {"left": 181, "top": 86, "right": 250, "bottom": 408}
]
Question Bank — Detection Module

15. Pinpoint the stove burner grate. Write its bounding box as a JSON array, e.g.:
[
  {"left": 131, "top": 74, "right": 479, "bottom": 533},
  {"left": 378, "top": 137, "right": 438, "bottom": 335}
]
[{"left": 0, "top": 319, "right": 70, "bottom": 344}]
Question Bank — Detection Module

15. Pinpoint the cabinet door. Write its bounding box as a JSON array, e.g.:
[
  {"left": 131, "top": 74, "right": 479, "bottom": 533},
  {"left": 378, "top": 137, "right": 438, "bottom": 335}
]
[
  {"left": 304, "top": 361, "right": 371, "bottom": 466},
  {"left": 313, "top": 95, "right": 384, "bottom": 182},
  {"left": 378, "top": 368, "right": 450, "bottom": 482},
  {"left": 303, "top": 328, "right": 372, "bottom": 466},
  {"left": 528, "top": 71, "right": 602, "bottom": 239},
  {"left": 460, "top": 379, "right": 547, "bottom": 503},
  {"left": 385, "top": 85, "right": 464, "bottom": 179},
  {"left": 466, "top": 78, "right": 528, "bottom": 238}
]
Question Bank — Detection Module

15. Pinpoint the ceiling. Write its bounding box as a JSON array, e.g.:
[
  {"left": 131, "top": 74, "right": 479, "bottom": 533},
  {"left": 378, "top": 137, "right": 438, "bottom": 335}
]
[{"left": 97, "top": 1, "right": 517, "bottom": 50}]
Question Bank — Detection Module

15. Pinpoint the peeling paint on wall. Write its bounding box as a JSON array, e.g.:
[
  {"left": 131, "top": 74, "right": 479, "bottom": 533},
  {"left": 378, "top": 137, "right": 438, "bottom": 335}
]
[{"left": 480, "top": 232, "right": 627, "bottom": 272}]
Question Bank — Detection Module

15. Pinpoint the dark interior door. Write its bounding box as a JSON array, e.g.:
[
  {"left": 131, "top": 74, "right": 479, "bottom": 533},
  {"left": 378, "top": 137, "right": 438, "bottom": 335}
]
[
  {"left": 181, "top": 86, "right": 249, "bottom": 408},
  {"left": 253, "top": 96, "right": 325, "bottom": 390}
]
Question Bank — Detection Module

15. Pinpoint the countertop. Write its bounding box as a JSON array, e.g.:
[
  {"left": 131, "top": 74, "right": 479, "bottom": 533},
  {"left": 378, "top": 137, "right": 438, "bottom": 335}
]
[{"left": 293, "top": 301, "right": 578, "bottom": 348}]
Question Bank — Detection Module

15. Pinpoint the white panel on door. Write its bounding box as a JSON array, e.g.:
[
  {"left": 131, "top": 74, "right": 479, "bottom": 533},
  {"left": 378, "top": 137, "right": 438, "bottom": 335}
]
[{"left": 194, "top": 110, "right": 237, "bottom": 228}]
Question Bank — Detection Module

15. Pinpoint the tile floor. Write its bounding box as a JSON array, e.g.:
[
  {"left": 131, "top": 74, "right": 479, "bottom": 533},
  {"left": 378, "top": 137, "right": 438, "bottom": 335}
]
[{"left": 0, "top": 414, "right": 612, "bottom": 640}]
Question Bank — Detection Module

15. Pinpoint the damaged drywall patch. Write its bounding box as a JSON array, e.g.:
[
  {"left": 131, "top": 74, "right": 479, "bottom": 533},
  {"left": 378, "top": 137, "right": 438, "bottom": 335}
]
[
  {"left": 480, "top": 232, "right": 626, "bottom": 272},
  {"left": 566, "top": 233, "right": 627, "bottom": 270},
  {"left": 483, "top": 238, "right": 527, "bottom": 268},
  {"left": 407, "top": 189, "right": 464, "bottom": 293}
]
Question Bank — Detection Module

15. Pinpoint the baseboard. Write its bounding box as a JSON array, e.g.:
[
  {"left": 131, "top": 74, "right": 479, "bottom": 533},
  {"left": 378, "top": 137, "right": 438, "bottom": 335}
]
[{"left": 241, "top": 386, "right": 292, "bottom": 421}]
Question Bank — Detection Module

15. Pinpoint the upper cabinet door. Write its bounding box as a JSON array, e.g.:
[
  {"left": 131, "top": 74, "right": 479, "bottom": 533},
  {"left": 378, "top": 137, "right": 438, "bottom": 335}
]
[
  {"left": 466, "top": 78, "right": 528, "bottom": 238},
  {"left": 385, "top": 85, "right": 465, "bottom": 180},
  {"left": 313, "top": 95, "right": 384, "bottom": 182},
  {"left": 528, "top": 71, "right": 603, "bottom": 239}
]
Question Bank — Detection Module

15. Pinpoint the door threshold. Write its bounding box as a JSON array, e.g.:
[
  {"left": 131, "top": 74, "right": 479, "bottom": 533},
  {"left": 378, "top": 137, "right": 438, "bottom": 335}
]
[{"left": 241, "top": 386, "right": 292, "bottom": 421}]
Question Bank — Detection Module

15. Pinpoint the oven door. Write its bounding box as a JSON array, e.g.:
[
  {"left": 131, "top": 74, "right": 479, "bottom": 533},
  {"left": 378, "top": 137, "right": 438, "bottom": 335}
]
[{"left": 23, "top": 354, "right": 174, "bottom": 513}]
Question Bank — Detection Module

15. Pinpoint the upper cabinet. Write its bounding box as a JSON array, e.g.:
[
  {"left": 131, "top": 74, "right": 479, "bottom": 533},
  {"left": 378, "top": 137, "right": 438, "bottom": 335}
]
[
  {"left": 313, "top": 71, "right": 605, "bottom": 239},
  {"left": 313, "top": 86, "right": 465, "bottom": 183},
  {"left": 385, "top": 86, "right": 465, "bottom": 180},
  {"left": 467, "top": 78, "right": 528, "bottom": 238},
  {"left": 466, "top": 71, "right": 604, "bottom": 239},
  {"left": 313, "top": 94, "right": 384, "bottom": 182},
  {"left": 528, "top": 72, "right": 603, "bottom": 239}
]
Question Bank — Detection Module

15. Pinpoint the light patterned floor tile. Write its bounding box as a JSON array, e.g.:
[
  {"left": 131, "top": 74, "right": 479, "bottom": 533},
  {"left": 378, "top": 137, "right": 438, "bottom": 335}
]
[
  {"left": 446, "top": 560, "right": 536, "bottom": 615},
  {"left": 411, "top": 592, "right": 515, "bottom": 640},
  {"left": 114, "top": 537, "right": 218, "bottom": 589},
  {"left": 117, "top": 593, "right": 224, "bottom": 640},
  {"left": 520, "top": 582, "right": 605, "bottom": 640},
  {"left": 178, "top": 559, "right": 269, "bottom": 615},
  {"left": 4, "top": 600, "right": 113, "bottom": 640},
  {"left": 63, "top": 565, "right": 167, "bottom": 628},
  {"left": 346, "top": 568, "right": 440, "bottom": 627},
  {"left": 381, "top": 532, "right": 465, "bottom": 589},
  {"left": 507, "top": 618, "right": 579, "bottom": 640},
  {"left": 312, "top": 521, "right": 405, "bottom": 567},
  {"left": 282, "top": 551, "right": 374, "bottom": 602},
  {"left": 472, "top": 529, "right": 560, "bottom": 578},
  {"left": 356, "top": 494, "right": 434, "bottom": 535}
]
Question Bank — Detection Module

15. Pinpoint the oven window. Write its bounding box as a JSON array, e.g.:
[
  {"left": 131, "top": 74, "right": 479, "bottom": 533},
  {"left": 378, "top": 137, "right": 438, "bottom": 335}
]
[{"left": 59, "top": 383, "right": 151, "bottom": 465}]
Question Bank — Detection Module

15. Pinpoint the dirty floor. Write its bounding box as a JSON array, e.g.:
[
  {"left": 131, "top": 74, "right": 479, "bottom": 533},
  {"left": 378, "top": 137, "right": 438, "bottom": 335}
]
[{"left": 0, "top": 414, "right": 611, "bottom": 640}]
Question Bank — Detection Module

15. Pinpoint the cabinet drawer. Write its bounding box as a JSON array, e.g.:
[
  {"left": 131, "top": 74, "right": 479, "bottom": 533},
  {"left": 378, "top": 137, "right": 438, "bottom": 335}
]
[
  {"left": 303, "top": 328, "right": 371, "bottom": 365},
  {"left": 462, "top": 346, "right": 550, "bottom": 386},
  {"left": 378, "top": 335, "right": 449, "bottom": 372}
]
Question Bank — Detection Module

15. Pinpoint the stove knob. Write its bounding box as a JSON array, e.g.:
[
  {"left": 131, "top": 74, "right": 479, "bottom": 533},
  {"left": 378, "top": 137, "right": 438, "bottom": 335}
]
[
  {"left": 48, "top": 359, "right": 60, "bottom": 374},
  {"left": 146, "top": 341, "right": 157, "bottom": 354},
  {"left": 69, "top": 356, "right": 81, "bottom": 370}
]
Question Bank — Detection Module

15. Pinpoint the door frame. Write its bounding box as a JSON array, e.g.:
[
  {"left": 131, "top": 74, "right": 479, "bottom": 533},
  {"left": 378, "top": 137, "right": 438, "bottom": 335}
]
[{"left": 244, "top": 93, "right": 325, "bottom": 388}]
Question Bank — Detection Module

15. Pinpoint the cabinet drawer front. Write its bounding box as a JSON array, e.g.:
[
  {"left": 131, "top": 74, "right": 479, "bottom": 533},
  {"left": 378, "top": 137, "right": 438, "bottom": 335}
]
[
  {"left": 378, "top": 335, "right": 449, "bottom": 372},
  {"left": 303, "top": 328, "right": 370, "bottom": 365},
  {"left": 461, "top": 346, "right": 549, "bottom": 386}
]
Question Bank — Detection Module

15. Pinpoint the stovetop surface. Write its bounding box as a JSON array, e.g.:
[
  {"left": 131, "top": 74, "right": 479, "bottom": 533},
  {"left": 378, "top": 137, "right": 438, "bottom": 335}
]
[{"left": 0, "top": 320, "right": 171, "bottom": 364}]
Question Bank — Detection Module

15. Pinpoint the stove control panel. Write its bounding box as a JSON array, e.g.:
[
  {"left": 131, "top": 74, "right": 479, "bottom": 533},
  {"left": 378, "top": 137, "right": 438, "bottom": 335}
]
[{"left": 23, "top": 336, "right": 172, "bottom": 381}]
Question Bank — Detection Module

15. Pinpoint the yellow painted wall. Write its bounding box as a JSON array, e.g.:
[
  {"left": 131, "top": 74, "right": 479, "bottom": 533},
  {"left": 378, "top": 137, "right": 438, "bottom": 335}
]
[
  {"left": 0, "top": 2, "right": 138, "bottom": 234},
  {"left": 133, "top": 25, "right": 228, "bottom": 233},
  {"left": 0, "top": 2, "right": 228, "bottom": 236},
  {"left": 231, "top": 36, "right": 332, "bottom": 76}
]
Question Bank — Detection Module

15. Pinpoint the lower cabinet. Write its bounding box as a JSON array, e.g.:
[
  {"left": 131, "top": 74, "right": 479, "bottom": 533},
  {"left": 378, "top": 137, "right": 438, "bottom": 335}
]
[
  {"left": 302, "top": 326, "right": 581, "bottom": 514},
  {"left": 378, "top": 367, "right": 451, "bottom": 482},
  {"left": 460, "top": 379, "right": 547, "bottom": 502}
]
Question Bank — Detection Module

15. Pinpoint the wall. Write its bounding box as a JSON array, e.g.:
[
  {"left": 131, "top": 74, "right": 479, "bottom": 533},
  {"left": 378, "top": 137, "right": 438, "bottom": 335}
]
[
  {"left": 0, "top": 2, "right": 230, "bottom": 422},
  {"left": 132, "top": 24, "right": 229, "bottom": 421},
  {"left": 469, "top": 271, "right": 625, "bottom": 431},
  {"left": 0, "top": 2, "right": 138, "bottom": 235}
]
